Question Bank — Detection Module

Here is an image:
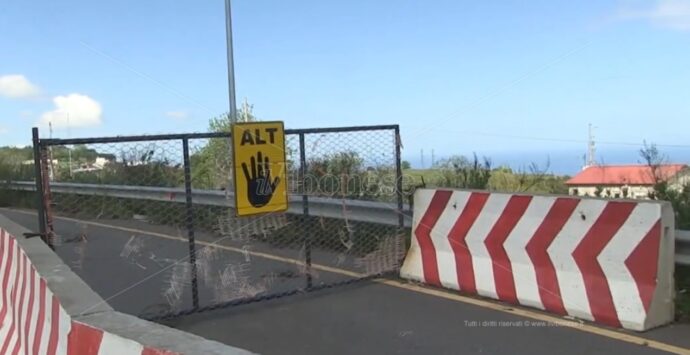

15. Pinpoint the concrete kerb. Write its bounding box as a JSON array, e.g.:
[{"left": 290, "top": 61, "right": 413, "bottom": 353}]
[{"left": 0, "top": 212, "right": 255, "bottom": 355}]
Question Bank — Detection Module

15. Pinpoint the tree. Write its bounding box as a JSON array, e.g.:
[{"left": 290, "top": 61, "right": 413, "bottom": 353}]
[
  {"left": 641, "top": 142, "right": 690, "bottom": 228},
  {"left": 639, "top": 142, "right": 670, "bottom": 199},
  {"left": 307, "top": 152, "right": 364, "bottom": 198},
  {"left": 0, "top": 146, "right": 33, "bottom": 163},
  {"left": 0, "top": 147, "right": 35, "bottom": 182},
  {"left": 192, "top": 105, "right": 258, "bottom": 189},
  {"left": 435, "top": 153, "right": 492, "bottom": 189},
  {"left": 401, "top": 160, "right": 411, "bottom": 170}
]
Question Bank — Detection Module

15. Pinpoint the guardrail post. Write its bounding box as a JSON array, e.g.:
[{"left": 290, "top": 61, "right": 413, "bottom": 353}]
[
  {"left": 31, "top": 127, "right": 48, "bottom": 244},
  {"left": 182, "top": 138, "right": 200, "bottom": 309},
  {"left": 299, "top": 132, "right": 312, "bottom": 289}
]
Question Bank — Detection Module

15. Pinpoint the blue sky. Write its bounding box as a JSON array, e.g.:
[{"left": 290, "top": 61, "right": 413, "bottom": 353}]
[{"left": 1, "top": 0, "right": 689, "bottom": 174}]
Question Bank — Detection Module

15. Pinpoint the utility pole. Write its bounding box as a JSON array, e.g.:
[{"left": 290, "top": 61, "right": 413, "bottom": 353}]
[
  {"left": 421, "top": 149, "right": 425, "bottom": 169},
  {"left": 431, "top": 149, "right": 435, "bottom": 167},
  {"left": 587, "top": 123, "right": 596, "bottom": 167},
  {"left": 224, "top": 0, "right": 237, "bottom": 121}
]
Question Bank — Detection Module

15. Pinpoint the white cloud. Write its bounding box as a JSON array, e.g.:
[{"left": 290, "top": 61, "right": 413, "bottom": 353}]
[
  {"left": 0, "top": 126, "right": 8, "bottom": 134},
  {"left": 166, "top": 110, "right": 189, "bottom": 120},
  {"left": 38, "top": 94, "right": 103, "bottom": 128},
  {"left": 619, "top": 0, "right": 690, "bottom": 31},
  {"left": 0, "top": 74, "right": 41, "bottom": 98}
]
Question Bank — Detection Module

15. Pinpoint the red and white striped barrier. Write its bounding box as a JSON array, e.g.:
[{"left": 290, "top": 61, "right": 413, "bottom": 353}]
[
  {"left": 400, "top": 189, "right": 675, "bottom": 331},
  {"left": 67, "top": 322, "right": 177, "bottom": 355},
  {"left": 0, "top": 228, "right": 178, "bottom": 355}
]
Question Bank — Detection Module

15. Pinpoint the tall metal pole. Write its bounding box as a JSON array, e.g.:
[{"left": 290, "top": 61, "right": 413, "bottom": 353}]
[{"left": 225, "top": 0, "right": 237, "bottom": 121}]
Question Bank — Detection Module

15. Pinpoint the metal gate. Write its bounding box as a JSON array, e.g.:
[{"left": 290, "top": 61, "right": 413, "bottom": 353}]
[{"left": 31, "top": 124, "right": 406, "bottom": 320}]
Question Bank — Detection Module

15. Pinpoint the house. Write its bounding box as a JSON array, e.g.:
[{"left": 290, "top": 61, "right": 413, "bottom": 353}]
[
  {"left": 73, "top": 157, "right": 113, "bottom": 173},
  {"left": 22, "top": 159, "right": 59, "bottom": 166},
  {"left": 566, "top": 164, "right": 689, "bottom": 199}
]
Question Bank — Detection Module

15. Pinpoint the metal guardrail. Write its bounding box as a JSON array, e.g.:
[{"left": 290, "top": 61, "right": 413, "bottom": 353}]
[
  {"left": 4, "top": 181, "right": 413, "bottom": 228},
  {"left": 3, "top": 181, "right": 689, "bottom": 265}
]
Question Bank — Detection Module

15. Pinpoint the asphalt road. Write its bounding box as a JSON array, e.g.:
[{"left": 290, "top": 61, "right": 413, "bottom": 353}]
[{"left": 3, "top": 208, "right": 689, "bottom": 355}]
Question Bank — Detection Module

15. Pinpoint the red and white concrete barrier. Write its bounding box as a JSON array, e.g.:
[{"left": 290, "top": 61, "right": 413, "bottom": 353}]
[
  {"left": 68, "top": 322, "right": 177, "bottom": 355},
  {"left": 0, "top": 228, "right": 178, "bottom": 355},
  {"left": 400, "top": 189, "right": 675, "bottom": 331}
]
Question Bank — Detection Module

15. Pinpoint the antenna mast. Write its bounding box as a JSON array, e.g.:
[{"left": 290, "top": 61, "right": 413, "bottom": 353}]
[{"left": 587, "top": 123, "right": 596, "bottom": 167}]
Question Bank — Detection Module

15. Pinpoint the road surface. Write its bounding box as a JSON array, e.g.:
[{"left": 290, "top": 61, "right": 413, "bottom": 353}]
[{"left": 2, "top": 208, "right": 689, "bottom": 355}]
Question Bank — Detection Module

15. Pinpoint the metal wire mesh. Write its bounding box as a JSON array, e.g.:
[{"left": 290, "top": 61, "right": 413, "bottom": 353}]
[
  {"left": 36, "top": 125, "right": 404, "bottom": 320},
  {"left": 303, "top": 130, "right": 398, "bottom": 201},
  {"left": 47, "top": 140, "right": 185, "bottom": 222},
  {"left": 37, "top": 139, "right": 198, "bottom": 314},
  {"left": 298, "top": 129, "right": 404, "bottom": 280}
]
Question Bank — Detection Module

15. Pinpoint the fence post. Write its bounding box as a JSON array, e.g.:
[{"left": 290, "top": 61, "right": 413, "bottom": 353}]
[
  {"left": 182, "top": 138, "right": 200, "bottom": 309},
  {"left": 31, "top": 127, "right": 48, "bottom": 244},
  {"left": 394, "top": 125, "right": 404, "bottom": 230},
  {"left": 299, "top": 133, "right": 312, "bottom": 289}
]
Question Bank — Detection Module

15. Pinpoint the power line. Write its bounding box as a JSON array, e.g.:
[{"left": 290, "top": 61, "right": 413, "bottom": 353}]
[{"left": 439, "top": 129, "right": 690, "bottom": 148}]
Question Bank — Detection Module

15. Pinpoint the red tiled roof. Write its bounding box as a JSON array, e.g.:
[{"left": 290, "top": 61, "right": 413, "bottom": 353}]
[{"left": 566, "top": 164, "right": 687, "bottom": 185}]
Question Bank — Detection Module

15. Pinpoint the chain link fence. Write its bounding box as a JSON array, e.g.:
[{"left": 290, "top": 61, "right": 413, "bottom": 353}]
[{"left": 30, "top": 125, "right": 405, "bottom": 320}]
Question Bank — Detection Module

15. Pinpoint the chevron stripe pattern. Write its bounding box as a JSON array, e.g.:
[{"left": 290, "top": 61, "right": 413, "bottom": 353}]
[
  {"left": 0, "top": 228, "right": 178, "bottom": 355},
  {"left": 400, "top": 189, "right": 675, "bottom": 331}
]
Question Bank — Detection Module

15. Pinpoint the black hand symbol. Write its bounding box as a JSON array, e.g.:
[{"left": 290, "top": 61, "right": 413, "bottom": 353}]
[{"left": 241, "top": 151, "right": 281, "bottom": 207}]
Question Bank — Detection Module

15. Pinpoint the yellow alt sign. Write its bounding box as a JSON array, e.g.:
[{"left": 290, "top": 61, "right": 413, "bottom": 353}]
[{"left": 232, "top": 121, "right": 288, "bottom": 216}]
